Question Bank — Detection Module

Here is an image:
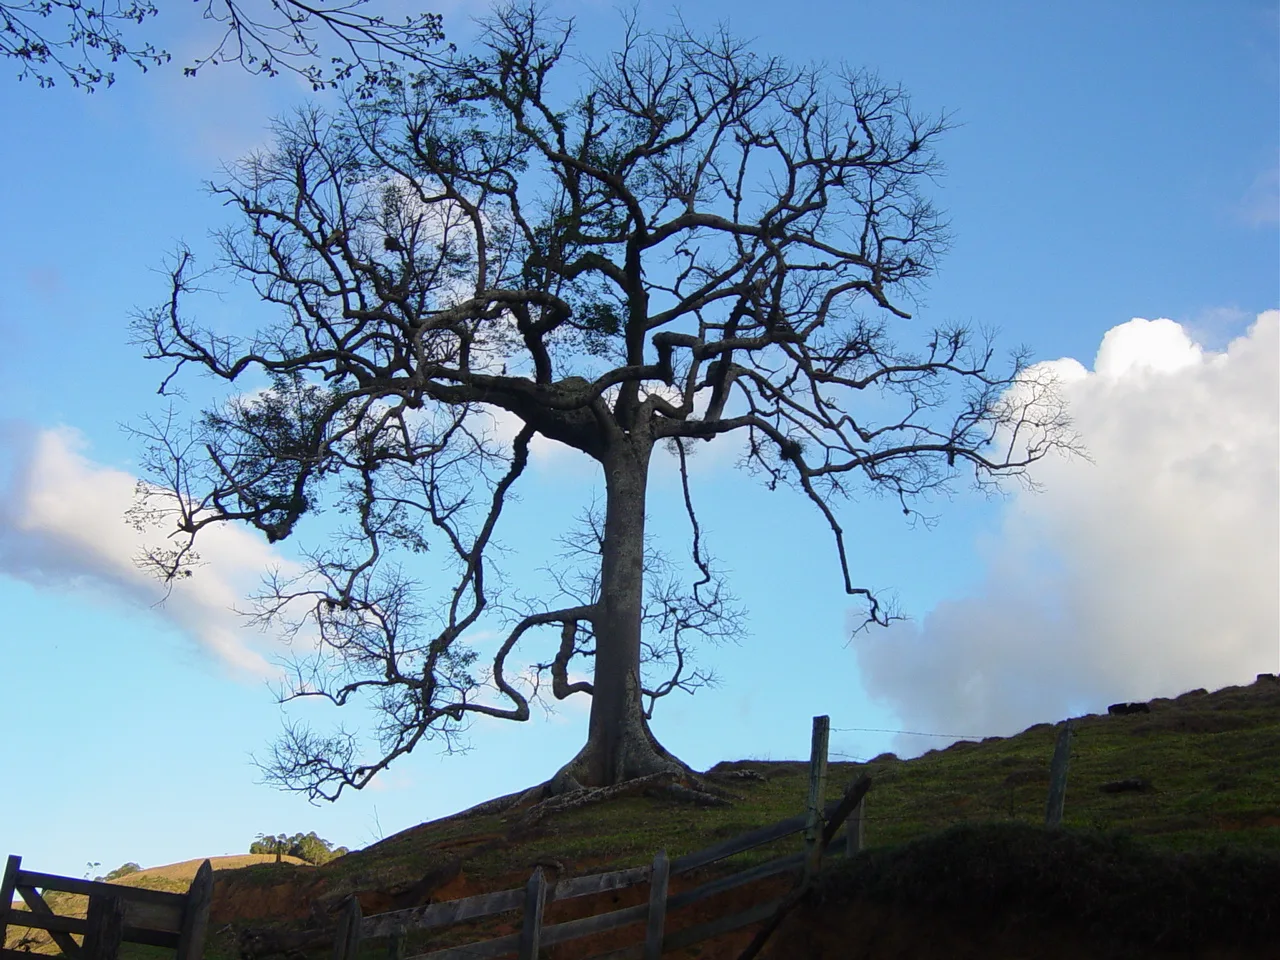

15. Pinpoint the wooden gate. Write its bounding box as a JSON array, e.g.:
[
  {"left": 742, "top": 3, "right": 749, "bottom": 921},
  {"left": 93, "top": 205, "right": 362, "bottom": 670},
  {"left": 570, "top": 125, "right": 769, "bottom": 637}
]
[{"left": 0, "top": 855, "right": 212, "bottom": 960}]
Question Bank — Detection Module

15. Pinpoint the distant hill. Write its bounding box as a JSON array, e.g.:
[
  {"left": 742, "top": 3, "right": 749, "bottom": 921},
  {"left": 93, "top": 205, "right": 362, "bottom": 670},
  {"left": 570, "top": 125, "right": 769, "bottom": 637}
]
[{"left": 111, "top": 855, "right": 309, "bottom": 893}]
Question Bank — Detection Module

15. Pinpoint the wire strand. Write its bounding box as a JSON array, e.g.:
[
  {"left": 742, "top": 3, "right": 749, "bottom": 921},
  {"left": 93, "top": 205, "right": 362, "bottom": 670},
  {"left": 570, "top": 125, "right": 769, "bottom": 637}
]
[{"left": 831, "top": 726, "right": 989, "bottom": 740}]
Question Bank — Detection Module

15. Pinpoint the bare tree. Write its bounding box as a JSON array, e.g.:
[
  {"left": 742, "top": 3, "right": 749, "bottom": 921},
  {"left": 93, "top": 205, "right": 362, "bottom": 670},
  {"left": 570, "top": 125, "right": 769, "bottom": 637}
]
[
  {"left": 130, "top": 5, "right": 1074, "bottom": 804},
  {"left": 1, "top": 0, "right": 444, "bottom": 91}
]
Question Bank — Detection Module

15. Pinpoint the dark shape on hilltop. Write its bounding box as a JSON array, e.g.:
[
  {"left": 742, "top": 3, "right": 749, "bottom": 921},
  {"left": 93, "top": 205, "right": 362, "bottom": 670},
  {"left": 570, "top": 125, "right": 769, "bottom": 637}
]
[
  {"left": 1107, "top": 702, "right": 1151, "bottom": 716},
  {"left": 129, "top": 4, "right": 1077, "bottom": 807}
]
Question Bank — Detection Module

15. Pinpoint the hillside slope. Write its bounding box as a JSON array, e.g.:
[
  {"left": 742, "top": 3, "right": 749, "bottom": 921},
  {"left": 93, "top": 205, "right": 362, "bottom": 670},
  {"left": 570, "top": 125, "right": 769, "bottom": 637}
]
[{"left": 9, "top": 675, "right": 1278, "bottom": 958}]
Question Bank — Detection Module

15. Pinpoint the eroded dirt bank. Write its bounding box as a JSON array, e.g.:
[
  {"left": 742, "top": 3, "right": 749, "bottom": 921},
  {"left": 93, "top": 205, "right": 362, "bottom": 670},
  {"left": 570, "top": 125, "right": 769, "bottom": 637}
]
[
  {"left": 765, "top": 899, "right": 1269, "bottom": 960},
  {"left": 762, "top": 822, "right": 1278, "bottom": 960}
]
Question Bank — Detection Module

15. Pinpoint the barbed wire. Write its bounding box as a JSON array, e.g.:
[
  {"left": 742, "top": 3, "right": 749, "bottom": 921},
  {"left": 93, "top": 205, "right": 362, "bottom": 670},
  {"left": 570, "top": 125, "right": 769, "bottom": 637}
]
[
  {"left": 830, "top": 750, "right": 872, "bottom": 762},
  {"left": 830, "top": 726, "right": 990, "bottom": 740}
]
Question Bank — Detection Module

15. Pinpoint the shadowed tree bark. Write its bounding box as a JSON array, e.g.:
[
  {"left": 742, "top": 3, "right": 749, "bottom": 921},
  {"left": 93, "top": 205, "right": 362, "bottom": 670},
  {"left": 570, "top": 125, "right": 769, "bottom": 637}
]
[{"left": 130, "top": 4, "right": 1075, "bottom": 803}]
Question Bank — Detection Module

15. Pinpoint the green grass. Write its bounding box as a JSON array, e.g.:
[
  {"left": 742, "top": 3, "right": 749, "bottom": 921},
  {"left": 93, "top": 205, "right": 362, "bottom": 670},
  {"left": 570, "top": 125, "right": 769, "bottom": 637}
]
[{"left": 230, "top": 677, "right": 1277, "bottom": 957}]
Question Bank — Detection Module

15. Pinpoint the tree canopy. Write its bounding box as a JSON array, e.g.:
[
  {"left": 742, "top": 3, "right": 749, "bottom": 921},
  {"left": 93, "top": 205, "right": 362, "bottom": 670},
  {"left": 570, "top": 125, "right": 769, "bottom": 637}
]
[
  {"left": 131, "top": 4, "right": 1074, "bottom": 807},
  {"left": 250, "top": 831, "right": 348, "bottom": 864}
]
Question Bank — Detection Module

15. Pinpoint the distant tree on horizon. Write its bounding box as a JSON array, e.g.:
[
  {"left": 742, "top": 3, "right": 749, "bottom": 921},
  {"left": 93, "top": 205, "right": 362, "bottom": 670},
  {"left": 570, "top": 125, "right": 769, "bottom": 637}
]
[
  {"left": 250, "top": 832, "right": 348, "bottom": 864},
  {"left": 0, "top": 0, "right": 445, "bottom": 92},
  {"left": 97, "top": 862, "right": 142, "bottom": 881},
  {"left": 132, "top": 4, "right": 1076, "bottom": 812}
]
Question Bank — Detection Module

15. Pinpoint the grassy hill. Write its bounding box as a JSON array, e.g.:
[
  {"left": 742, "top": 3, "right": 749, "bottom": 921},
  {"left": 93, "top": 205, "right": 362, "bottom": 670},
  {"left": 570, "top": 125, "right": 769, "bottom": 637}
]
[
  {"left": 117, "top": 856, "right": 310, "bottom": 893},
  {"left": 7, "top": 675, "right": 1279, "bottom": 958}
]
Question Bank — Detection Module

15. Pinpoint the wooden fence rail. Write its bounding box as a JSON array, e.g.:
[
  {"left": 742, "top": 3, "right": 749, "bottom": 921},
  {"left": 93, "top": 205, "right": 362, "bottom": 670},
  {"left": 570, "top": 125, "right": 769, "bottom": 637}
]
[
  {"left": 335, "top": 717, "right": 872, "bottom": 960},
  {"left": 0, "top": 855, "right": 212, "bottom": 960}
]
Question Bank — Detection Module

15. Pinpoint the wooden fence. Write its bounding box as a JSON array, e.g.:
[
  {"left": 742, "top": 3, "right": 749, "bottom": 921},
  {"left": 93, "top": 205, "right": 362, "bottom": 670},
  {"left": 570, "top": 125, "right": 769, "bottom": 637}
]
[
  {"left": 0, "top": 856, "right": 212, "bottom": 960},
  {"left": 333, "top": 716, "right": 871, "bottom": 960}
]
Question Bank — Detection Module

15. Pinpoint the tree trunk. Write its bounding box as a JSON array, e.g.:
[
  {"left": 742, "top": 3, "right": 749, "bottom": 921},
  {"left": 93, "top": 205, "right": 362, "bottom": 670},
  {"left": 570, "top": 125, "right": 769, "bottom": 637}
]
[{"left": 566, "top": 434, "right": 689, "bottom": 787}]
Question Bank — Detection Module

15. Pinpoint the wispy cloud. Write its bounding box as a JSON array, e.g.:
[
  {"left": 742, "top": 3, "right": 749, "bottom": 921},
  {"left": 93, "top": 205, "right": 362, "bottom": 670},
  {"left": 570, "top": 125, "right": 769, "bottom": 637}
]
[
  {"left": 1239, "top": 161, "right": 1279, "bottom": 226},
  {"left": 855, "top": 312, "right": 1280, "bottom": 752},
  {"left": 0, "top": 424, "right": 298, "bottom": 676}
]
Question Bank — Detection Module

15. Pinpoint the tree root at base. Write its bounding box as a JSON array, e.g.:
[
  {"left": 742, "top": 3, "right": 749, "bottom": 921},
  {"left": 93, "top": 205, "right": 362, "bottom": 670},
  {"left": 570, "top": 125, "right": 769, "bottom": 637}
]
[
  {"left": 506, "top": 770, "right": 741, "bottom": 829},
  {"left": 456, "top": 765, "right": 744, "bottom": 830}
]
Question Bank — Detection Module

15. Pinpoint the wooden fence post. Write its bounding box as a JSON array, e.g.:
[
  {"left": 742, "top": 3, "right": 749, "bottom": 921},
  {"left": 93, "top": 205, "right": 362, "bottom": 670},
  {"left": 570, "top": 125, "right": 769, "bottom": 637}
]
[
  {"left": 386, "top": 929, "right": 406, "bottom": 960},
  {"left": 738, "top": 774, "right": 871, "bottom": 960},
  {"left": 803, "top": 715, "right": 830, "bottom": 881},
  {"left": 83, "top": 895, "right": 125, "bottom": 960},
  {"left": 332, "top": 895, "right": 363, "bottom": 960},
  {"left": 176, "top": 859, "right": 213, "bottom": 960},
  {"left": 0, "top": 855, "right": 20, "bottom": 950},
  {"left": 642, "top": 850, "right": 670, "bottom": 960},
  {"left": 846, "top": 795, "right": 866, "bottom": 857},
  {"left": 1044, "top": 720, "right": 1075, "bottom": 827},
  {"left": 517, "top": 868, "right": 546, "bottom": 960}
]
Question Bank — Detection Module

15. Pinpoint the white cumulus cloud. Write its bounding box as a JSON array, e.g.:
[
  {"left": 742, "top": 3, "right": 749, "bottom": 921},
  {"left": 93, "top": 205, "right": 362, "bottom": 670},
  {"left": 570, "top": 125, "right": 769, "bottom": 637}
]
[
  {"left": 0, "top": 424, "right": 298, "bottom": 676},
  {"left": 855, "top": 311, "right": 1280, "bottom": 751}
]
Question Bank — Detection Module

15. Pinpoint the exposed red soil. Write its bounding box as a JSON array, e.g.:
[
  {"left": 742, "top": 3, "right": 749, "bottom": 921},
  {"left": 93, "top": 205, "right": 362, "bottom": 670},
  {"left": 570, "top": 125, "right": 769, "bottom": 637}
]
[
  {"left": 211, "top": 876, "right": 331, "bottom": 924},
  {"left": 1216, "top": 813, "right": 1280, "bottom": 830}
]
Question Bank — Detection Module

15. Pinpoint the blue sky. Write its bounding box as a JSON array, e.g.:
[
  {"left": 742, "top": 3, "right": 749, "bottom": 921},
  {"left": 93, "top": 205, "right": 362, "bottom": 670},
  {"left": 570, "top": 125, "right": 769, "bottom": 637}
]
[{"left": 1, "top": 0, "right": 1276, "bottom": 880}]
